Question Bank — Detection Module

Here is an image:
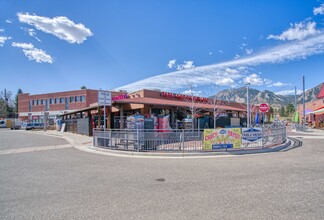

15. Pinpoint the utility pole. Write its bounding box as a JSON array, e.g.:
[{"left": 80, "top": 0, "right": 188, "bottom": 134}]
[
  {"left": 303, "top": 76, "right": 306, "bottom": 131},
  {"left": 294, "top": 86, "right": 297, "bottom": 110},
  {"left": 245, "top": 83, "right": 250, "bottom": 128},
  {"left": 4, "top": 89, "right": 8, "bottom": 118}
]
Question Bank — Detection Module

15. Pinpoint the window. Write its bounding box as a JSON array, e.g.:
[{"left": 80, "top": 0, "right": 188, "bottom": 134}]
[
  {"left": 37, "top": 100, "right": 40, "bottom": 105},
  {"left": 75, "top": 96, "right": 79, "bottom": 102},
  {"left": 55, "top": 98, "right": 59, "bottom": 104},
  {"left": 41, "top": 100, "right": 44, "bottom": 105},
  {"left": 70, "top": 96, "right": 74, "bottom": 102},
  {"left": 60, "top": 97, "right": 64, "bottom": 103},
  {"left": 80, "top": 96, "right": 85, "bottom": 102},
  {"left": 51, "top": 98, "right": 54, "bottom": 104},
  {"left": 32, "top": 100, "right": 35, "bottom": 105}
]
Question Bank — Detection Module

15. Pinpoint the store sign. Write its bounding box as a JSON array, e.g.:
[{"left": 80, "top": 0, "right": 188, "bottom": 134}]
[
  {"left": 203, "top": 128, "right": 242, "bottom": 150},
  {"left": 242, "top": 128, "right": 262, "bottom": 143},
  {"left": 112, "top": 93, "right": 129, "bottom": 101},
  {"left": 259, "top": 103, "right": 269, "bottom": 112},
  {"left": 98, "top": 90, "right": 111, "bottom": 106},
  {"left": 160, "top": 92, "right": 209, "bottom": 102}
]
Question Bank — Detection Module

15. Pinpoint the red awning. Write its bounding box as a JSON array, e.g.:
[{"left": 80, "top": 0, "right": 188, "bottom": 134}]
[{"left": 114, "top": 97, "right": 246, "bottom": 112}]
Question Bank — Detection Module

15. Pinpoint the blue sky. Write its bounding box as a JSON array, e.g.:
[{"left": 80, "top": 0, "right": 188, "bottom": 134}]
[{"left": 1, "top": 0, "right": 324, "bottom": 97}]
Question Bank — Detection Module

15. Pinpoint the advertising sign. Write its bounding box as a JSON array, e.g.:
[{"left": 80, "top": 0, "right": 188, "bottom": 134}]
[
  {"left": 203, "top": 128, "right": 242, "bottom": 150},
  {"left": 242, "top": 128, "right": 262, "bottom": 143},
  {"left": 259, "top": 103, "right": 269, "bottom": 113},
  {"left": 98, "top": 90, "right": 112, "bottom": 106}
]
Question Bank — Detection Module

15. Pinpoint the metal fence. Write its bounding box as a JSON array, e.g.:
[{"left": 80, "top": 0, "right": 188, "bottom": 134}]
[{"left": 93, "top": 124, "right": 287, "bottom": 152}]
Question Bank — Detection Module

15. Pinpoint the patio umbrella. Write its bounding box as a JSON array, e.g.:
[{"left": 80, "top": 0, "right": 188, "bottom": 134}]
[
  {"left": 255, "top": 112, "right": 259, "bottom": 124},
  {"left": 294, "top": 112, "right": 300, "bottom": 124}
]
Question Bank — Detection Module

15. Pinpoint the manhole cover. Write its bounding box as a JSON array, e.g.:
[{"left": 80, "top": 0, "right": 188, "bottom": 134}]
[{"left": 156, "top": 178, "right": 166, "bottom": 182}]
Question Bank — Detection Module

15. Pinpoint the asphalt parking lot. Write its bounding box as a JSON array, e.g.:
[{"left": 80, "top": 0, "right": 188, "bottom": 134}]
[{"left": 0, "top": 130, "right": 323, "bottom": 219}]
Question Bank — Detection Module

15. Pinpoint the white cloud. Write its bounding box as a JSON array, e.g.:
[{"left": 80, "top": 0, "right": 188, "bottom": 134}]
[
  {"left": 218, "top": 50, "right": 223, "bottom": 53},
  {"left": 209, "top": 52, "right": 213, "bottom": 55},
  {"left": 0, "top": 36, "right": 11, "bottom": 47},
  {"left": 314, "top": 3, "right": 324, "bottom": 15},
  {"left": 245, "top": 48, "right": 253, "bottom": 55},
  {"left": 215, "top": 78, "right": 236, "bottom": 87},
  {"left": 177, "top": 60, "right": 195, "bottom": 70},
  {"left": 225, "top": 68, "right": 239, "bottom": 74},
  {"left": 0, "top": 29, "right": 4, "bottom": 32},
  {"left": 115, "top": 32, "right": 324, "bottom": 92},
  {"left": 243, "top": 74, "right": 264, "bottom": 86},
  {"left": 276, "top": 89, "right": 302, "bottom": 95},
  {"left": 12, "top": 42, "right": 53, "bottom": 63},
  {"left": 272, "top": 82, "right": 289, "bottom": 87},
  {"left": 167, "top": 59, "right": 176, "bottom": 69},
  {"left": 17, "top": 12, "right": 93, "bottom": 44},
  {"left": 267, "top": 21, "right": 319, "bottom": 41},
  {"left": 182, "top": 89, "right": 202, "bottom": 96},
  {"left": 6, "top": 19, "right": 12, "bottom": 24},
  {"left": 234, "top": 54, "right": 240, "bottom": 59}
]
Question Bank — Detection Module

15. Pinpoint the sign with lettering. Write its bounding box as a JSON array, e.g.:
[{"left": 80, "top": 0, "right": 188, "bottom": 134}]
[
  {"left": 242, "top": 128, "right": 262, "bottom": 143},
  {"left": 203, "top": 128, "right": 242, "bottom": 150},
  {"left": 98, "top": 91, "right": 111, "bottom": 106},
  {"left": 160, "top": 92, "right": 209, "bottom": 102}
]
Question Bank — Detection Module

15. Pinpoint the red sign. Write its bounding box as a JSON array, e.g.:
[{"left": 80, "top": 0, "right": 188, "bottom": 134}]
[
  {"left": 160, "top": 92, "right": 209, "bottom": 102},
  {"left": 259, "top": 103, "right": 269, "bottom": 112}
]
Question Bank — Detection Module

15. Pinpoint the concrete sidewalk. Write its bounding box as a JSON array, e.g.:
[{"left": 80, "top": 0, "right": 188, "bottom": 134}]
[{"left": 33, "top": 130, "right": 93, "bottom": 147}]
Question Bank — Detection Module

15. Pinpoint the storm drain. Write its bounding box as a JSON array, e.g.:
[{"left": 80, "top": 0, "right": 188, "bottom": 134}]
[{"left": 156, "top": 178, "right": 166, "bottom": 182}]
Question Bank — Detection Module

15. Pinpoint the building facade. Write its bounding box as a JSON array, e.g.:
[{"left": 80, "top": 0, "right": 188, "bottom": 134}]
[{"left": 18, "top": 89, "right": 99, "bottom": 121}]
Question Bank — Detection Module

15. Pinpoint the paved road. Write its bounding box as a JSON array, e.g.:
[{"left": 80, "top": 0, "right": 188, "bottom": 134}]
[
  {"left": 0, "top": 129, "right": 68, "bottom": 150},
  {"left": 0, "top": 131, "right": 323, "bottom": 220}
]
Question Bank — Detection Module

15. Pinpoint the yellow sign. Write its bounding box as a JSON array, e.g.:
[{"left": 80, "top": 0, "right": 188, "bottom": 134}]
[{"left": 203, "top": 128, "right": 242, "bottom": 150}]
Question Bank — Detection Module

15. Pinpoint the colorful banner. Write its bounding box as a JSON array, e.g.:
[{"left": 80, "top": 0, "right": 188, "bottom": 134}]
[{"left": 203, "top": 128, "right": 242, "bottom": 150}]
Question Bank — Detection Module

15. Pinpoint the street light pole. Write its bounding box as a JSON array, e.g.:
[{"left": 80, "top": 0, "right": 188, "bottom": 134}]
[{"left": 246, "top": 83, "right": 251, "bottom": 128}]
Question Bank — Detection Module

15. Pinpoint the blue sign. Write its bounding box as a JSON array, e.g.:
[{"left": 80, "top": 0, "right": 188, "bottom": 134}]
[
  {"left": 212, "top": 144, "right": 233, "bottom": 149},
  {"left": 242, "top": 128, "right": 262, "bottom": 142}
]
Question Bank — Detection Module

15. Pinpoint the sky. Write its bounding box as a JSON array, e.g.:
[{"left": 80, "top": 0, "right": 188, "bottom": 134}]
[{"left": 1, "top": 0, "right": 324, "bottom": 97}]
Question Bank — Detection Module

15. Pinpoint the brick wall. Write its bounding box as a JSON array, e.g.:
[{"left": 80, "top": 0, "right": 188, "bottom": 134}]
[{"left": 18, "top": 89, "right": 99, "bottom": 115}]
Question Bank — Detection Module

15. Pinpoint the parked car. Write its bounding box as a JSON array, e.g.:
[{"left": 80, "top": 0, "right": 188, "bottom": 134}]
[
  {"left": 21, "top": 122, "right": 44, "bottom": 130},
  {"left": 0, "top": 120, "right": 6, "bottom": 128}
]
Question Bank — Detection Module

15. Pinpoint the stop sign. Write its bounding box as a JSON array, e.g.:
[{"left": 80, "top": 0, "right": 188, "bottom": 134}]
[{"left": 259, "top": 103, "right": 269, "bottom": 112}]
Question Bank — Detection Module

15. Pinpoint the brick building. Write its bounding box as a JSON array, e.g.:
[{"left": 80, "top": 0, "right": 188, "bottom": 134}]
[
  {"left": 297, "top": 83, "right": 324, "bottom": 127},
  {"left": 18, "top": 89, "right": 99, "bottom": 121}
]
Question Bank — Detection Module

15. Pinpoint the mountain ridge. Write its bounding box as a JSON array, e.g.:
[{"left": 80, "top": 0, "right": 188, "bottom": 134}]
[{"left": 213, "top": 82, "right": 323, "bottom": 109}]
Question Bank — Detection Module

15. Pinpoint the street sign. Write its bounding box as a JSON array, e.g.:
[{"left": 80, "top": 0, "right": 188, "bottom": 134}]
[
  {"left": 259, "top": 103, "right": 269, "bottom": 113},
  {"left": 98, "top": 90, "right": 112, "bottom": 106}
]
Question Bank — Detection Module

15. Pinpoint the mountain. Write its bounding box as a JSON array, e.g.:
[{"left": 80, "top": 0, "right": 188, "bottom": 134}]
[{"left": 213, "top": 82, "right": 323, "bottom": 109}]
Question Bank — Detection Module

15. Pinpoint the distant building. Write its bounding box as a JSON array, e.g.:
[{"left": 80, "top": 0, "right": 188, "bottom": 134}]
[
  {"left": 18, "top": 89, "right": 99, "bottom": 122},
  {"left": 297, "top": 83, "right": 324, "bottom": 126}
]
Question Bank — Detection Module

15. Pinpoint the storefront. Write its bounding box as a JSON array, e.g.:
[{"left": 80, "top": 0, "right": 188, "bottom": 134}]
[{"left": 60, "top": 89, "right": 247, "bottom": 135}]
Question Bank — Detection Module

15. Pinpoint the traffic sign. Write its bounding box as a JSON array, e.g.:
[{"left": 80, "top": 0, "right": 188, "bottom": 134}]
[
  {"left": 98, "top": 90, "right": 112, "bottom": 106},
  {"left": 259, "top": 103, "right": 269, "bottom": 112}
]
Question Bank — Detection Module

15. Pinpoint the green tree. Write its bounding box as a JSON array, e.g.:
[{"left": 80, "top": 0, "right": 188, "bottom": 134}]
[
  {"left": 15, "top": 88, "right": 23, "bottom": 113},
  {"left": 279, "top": 106, "right": 286, "bottom": 117},
  {"left": 285, "top": 103, "right": 295, "bottom": 117},
  {"left": 81, "top": 86, "right": 87, "bottom": 89}
]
